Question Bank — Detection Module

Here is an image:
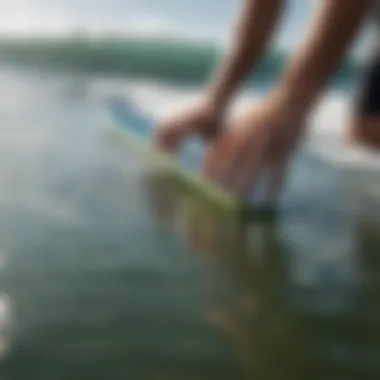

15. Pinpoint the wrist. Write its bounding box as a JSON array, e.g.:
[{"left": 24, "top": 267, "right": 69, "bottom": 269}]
[
  {"left": 203, "top": 90, "right": 230, "bottom": 116},
  {"left": 205, "top": 79, "right": 238, "bottom": 112},
  {"left": 269, "top": 80, "right": 321, "bottom": 119}
]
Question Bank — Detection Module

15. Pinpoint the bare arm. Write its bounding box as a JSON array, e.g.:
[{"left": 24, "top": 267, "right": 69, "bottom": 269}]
[
  {"left": 207, "top": 0, "right": 286, "bottom": 108},
  {"left": 156, "top": 0, "right": 287, "bottom": 149},
  {"left": 273, "top": 0, "right": 373, "bottom": 114},
  {"left": 200, "top": 0, "right": 374, "bottom": 202}
]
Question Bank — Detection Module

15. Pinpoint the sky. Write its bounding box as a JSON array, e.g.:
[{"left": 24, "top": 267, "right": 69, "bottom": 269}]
[{"left": 0, "top": 0, "right": 373, "bottom": 54}]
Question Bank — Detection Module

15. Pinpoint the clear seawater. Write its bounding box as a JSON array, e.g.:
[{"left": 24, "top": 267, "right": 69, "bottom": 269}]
[{"left": 0, "top": 66, "right": 379, "bottom": 380}]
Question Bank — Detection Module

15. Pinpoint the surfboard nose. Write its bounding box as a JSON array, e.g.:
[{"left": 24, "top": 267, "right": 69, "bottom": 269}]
[{"left": 108, "top": 97, "right": 154, "bottom": 138}]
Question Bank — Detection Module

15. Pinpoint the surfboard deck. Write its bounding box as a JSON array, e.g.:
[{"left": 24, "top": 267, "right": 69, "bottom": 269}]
[{"left": 107, "top": 98, "right": 276, "bottom": 221}]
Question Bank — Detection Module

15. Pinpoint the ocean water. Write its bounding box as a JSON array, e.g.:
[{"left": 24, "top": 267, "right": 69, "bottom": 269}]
[
  {"left": 0, "top": 36, "right": 358, "bottom": 86},
  {"left": 0, "top": 51, "right": 380, "bottom": 380}
]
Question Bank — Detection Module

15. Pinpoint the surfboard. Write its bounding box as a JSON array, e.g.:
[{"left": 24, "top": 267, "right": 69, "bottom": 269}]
[{"left": 107, "top": 97, "right": 276, "bottom": 220}]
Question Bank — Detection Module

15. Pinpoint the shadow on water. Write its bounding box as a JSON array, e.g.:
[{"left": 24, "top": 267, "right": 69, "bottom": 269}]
[{"left": 143, "top": 169, "right": 380, "bottom": 380}]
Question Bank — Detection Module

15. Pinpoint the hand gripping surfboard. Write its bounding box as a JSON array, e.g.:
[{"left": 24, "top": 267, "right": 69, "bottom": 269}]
[{"left": 107, "top": 97, "right": 276, "bottom": 221}]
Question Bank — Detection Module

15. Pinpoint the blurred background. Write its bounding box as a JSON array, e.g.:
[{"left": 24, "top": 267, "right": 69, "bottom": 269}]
[
  {"left": 0, "top": 0, "right": 373, "bottom": 100},
  {"left": 0, "top": 1, "right": 380, "bottom": 379}
]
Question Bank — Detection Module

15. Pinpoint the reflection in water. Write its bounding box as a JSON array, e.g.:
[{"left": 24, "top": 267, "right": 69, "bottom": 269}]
[{"left": 144, "top": 170, "right": 380, "bottom": 380}]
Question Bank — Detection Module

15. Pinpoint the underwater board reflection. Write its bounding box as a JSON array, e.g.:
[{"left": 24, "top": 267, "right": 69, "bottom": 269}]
[
  {"left": 142, "top": 170, "right": 380, "bottom": 380},
  {"left": 142, "top": 170, "right": 318, "bottom": 379}
]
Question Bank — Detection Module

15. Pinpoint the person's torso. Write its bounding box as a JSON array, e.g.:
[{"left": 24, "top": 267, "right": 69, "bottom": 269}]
[{"left": 374, "top": 1, "right": 380, "bottom": 28}]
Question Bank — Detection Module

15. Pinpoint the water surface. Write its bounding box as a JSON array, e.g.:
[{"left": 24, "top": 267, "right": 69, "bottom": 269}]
[{"left": 0, "top": 67, "right": 379, "bottom": 380}]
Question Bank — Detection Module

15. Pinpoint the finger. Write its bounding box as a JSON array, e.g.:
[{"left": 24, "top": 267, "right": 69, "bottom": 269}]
[
  {"left": 205, "top": 132, "right": 251, "bottom": 192},
  {"left": 236, "top": 159, "right": 266, "bottom": 200},
  {"left": 202, "top": 134, "right": 232, "bottom": 182},
  {"left": 264, "top": 128, "right": 298, "bottom": 204},
  {"left": 217, "top": 136, "right": 250, "bottom": 189},
  {"left": 265, "top": 155, "right": 289, "bottom": 205},
  {"left": 203, "top": 140, "right": 247, "bottom": 192},
  {"left": 227, "top": 135, "right": 267, "bottom": 199},
  {"left": 155, "top": 123, "right": 183, "bottom": 153}
]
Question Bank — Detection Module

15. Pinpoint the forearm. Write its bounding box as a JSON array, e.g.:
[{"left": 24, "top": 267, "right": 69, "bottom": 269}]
[
  {"left": 274, "top": 0, "right": 373, "bottom": 114},
  {"left": 207, "top": 0, "right": 286, "bottom": 108}
]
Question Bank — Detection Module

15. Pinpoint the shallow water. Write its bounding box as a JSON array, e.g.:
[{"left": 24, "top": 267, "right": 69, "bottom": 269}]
[{"left": 0, "top": 67, "right": 380, "bottom": 380}]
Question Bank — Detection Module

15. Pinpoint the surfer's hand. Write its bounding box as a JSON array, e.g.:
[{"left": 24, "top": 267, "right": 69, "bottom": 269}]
[
  {"left": 155, "top": 99, "right": 224, "bottom": 152},
  {"left": 202, "top": 93, "right": 307, "bottom": 203}
]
